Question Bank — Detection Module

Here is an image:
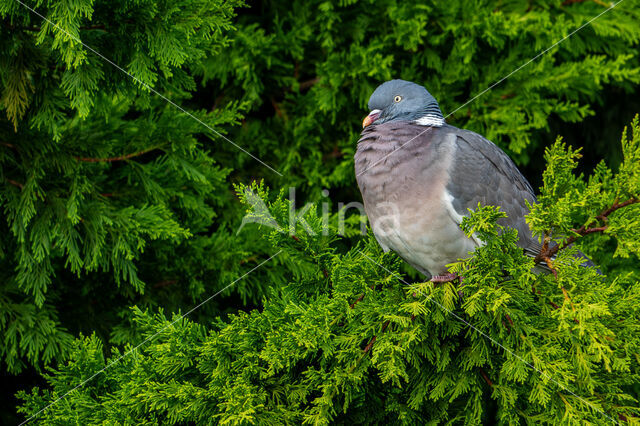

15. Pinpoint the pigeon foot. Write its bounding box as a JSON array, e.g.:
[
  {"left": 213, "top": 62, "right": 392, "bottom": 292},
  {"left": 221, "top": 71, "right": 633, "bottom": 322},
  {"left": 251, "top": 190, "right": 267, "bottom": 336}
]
[{"left": 430, "top": 273, "right": 459, "bottom": 283}]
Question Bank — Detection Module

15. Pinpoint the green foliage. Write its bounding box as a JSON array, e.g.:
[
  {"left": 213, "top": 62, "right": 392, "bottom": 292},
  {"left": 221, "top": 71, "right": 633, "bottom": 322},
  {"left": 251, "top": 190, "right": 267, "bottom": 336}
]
[
  {"left": 2, "top": 0, "right": 640, "bottom": 423},
  {"left": 528, "top": 116, "right": 640, "bottom": 264},
  {"left": 0, "top": 0, "right": 292, "bottom": 376},
  {"left": 204, "top": 0, "right": 640, "bottom": 183},
  {"left": 18, "top": 122, "right": 640, "bottom": 423}
]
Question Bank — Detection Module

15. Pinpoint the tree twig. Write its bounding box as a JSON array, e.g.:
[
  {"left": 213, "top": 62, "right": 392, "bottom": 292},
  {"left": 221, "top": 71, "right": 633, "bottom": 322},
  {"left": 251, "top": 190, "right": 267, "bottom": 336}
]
[
  {"left": 6, "top": 179, "right": 24, "bottom": 189},
  {"left": 74, "top": 146, "right": 163, "bottom": 163},
  {"left": 1, "top": 142, "right": 17, "bottom": 149},
  {"left": 502, "top": 313, "right": 514, "bottom": 333},
  {"left": 350, "top": 293, "right": 365, "bottom": 309},
  {"left": 298, "top": 77, "right": 319, "bottom": 90},
  {"left": 363, "top": 320, "right": 390, "bottom": 355},
  {"left": 239, "top": 255, "right": 258, "bottom": 265},
  {"left": 8, "top": 24, "right": 106, "bottom": 32},
  {"left": 153, "top": 279, "right": 178, "bottom": 289},
  {"left": 479, "top": 367, "right": 493, "bottom": 387},
  {"left": 535, "top": 197, "right": 639, "bottom": 266}
]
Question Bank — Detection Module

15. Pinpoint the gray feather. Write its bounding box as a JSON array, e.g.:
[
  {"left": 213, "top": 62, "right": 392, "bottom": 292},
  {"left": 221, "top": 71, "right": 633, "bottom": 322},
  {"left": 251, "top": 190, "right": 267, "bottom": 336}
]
[{"left": 444, "top": 126, "right": 541, "bottom": 255}]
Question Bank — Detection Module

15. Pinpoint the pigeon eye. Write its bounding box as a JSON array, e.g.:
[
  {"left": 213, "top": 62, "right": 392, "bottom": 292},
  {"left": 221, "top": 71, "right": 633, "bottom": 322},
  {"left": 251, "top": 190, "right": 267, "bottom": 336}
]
[{"left": 394, "top": 95, "right": 402, "bottom": 103}]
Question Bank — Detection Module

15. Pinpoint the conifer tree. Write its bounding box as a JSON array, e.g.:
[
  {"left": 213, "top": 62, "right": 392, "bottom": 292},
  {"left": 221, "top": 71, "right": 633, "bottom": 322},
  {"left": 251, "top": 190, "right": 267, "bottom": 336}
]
[
  {"left": 17, "top": 117, "right": 640, "bottom": 424},
  {"left": 2, "top": 0, "right": 640, "bottom": 423}
]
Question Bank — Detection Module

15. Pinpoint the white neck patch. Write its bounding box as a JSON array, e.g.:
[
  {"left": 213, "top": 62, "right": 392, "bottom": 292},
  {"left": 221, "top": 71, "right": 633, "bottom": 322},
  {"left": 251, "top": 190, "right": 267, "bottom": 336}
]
[{"left": 414, "top": 114, "right": 445, "bottom": 127}]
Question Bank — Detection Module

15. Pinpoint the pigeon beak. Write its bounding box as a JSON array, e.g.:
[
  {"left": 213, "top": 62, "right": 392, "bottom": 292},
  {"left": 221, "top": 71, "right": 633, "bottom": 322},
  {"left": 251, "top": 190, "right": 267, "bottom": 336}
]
[{"left": 362, "top": 109, "right": 381, "bottom": 128}]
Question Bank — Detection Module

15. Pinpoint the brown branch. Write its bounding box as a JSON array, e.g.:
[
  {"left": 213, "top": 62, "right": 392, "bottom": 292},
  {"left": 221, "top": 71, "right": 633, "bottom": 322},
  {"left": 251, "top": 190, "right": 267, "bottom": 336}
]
[
  {"left": 6, "top": 179, "right": 24, "bottom": 189},
  {"left": 348, "top": 313, "right": 413, "bottom": 375},
  {"left": 323, "top": 146, "right": 344, "bottom": 161},
  {"left": 1, "top": 142, "right": 17, "bottom": 149},
  {"left": 561, "top": 287, "right": 577, "bottom": 313},
  {"left": 211, "top": 93, "right": 226, "bottom": 111},
  {"left": 153, "top": 279, "right": 178, "bottom": 289},
  {"left": 542, "top": 256, "right": 558, "bottom": 279},
  {"left": 479, "top": 368, "right": 494, "bottom": 387},
  {"left": 299, "top": 77, "right": 319, "bottom": 91},
  {"left": 350, "top": 293, "right": 365, "bottom": 309},
  {"left": 537, "top": 251, "right": 574, "bottom": 311},
  {"left": 502, "top": 313, "right": 514, "bottom": 333},
  {"left": 532, "top": 283, "right": 578, "bottom": 323},
  {"left": 535, "top": 197, "right": 639, "bottom": 265},
  {"left": 531, "top": 285, "right": 562, "bottom": 310},
  {"left": 74, "top": 146, "right": 162, "bottom": 163},
  {"left": 9, "top": 25, "right": 42, "bottom": 32},
  {"left": 505, "top": 313, "right": 514, "bottom": 328},
  {"left": 598, "top": 197, "right": 639, "bottom": 221},
  {"left": 563, "top": 0, "right": 610, "bottom": 6},
  {"left": 8, "top": 24, "right": 106, "bottom": 32},
  {"left": 363, "top": 320, "right": 390, "bottom": 355},
  {"left": 269, "top": 97, "right": 284, "bottom": 119},
  {"left": 580, "top": 226, "right": 608, "bottom": 236},
  {"left": 239, "top": 255, "right": 258, "bottom": 265},
  {"left": 79, "top": 25, "right": 106, "bottom": 30}
]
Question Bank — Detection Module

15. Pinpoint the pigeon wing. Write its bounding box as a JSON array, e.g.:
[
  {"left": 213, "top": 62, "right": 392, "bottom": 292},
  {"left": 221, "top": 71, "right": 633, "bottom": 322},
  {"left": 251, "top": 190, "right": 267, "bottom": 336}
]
[{"left": 444, "top": 126, "right": 542, "bottom": 257}]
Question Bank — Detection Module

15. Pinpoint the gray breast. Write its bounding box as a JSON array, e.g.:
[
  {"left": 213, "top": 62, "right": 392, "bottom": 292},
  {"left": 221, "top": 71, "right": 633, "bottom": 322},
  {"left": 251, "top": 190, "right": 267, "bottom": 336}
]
[{"left": 355, "top": 123, "right": 478, "bottom": 277}]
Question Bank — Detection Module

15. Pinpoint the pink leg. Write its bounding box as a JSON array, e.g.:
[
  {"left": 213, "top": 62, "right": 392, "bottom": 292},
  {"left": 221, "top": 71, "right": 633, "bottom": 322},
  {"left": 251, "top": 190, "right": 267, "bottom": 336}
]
[{"left": 430, "top": 272, "right": 460, "bottom": 283}]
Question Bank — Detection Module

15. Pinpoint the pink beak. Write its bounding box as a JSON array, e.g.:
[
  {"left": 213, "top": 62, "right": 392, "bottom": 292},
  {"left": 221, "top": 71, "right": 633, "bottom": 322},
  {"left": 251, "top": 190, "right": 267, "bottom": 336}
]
[{"left": 362, "top": 109, "right": 381, "bottom": 128}]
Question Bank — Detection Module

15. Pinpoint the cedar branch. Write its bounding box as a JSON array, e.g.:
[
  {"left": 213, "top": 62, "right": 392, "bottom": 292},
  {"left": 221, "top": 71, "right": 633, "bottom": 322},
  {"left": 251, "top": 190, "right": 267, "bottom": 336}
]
[
  {"left": 153, "top": 279, "right": 178, "bottom": 289},
  {"left": 350, "top": 293, "right": 365, "bottom": 309},
  {"left": 6, "top": 179, "right": 24, "bottom": 189},
  {"left": 299, "top": 77, "right": 319, "bottom": 90},
  {"left": 1, "top": 142, "right": 17, "bottom": 149},
  {"left": 8, "top": 24, "right": 106, "bottom": 32},
  {"left": 535, "top": 197, "right": 639, "bottom": 264},
  {"left": 74, "top": 146, "right": 163, "bottom": 163},
  {"left": 479, "top": 368, "right": 494, "bottom": 387},
  {"left": 363, "top": 320, "right": 390, "bottom": 355}
]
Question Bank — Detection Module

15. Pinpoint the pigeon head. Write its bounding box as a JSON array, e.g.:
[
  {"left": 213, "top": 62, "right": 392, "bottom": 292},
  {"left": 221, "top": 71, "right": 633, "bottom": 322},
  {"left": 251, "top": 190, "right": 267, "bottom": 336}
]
[{"left": 362, "top": 79, "right": 444, "bottom": 128}]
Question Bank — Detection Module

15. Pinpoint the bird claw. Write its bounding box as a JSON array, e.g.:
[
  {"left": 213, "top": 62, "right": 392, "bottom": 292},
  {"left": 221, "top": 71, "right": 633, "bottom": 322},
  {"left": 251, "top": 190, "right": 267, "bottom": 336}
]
[
  {"left": 430, "top": 273, "right": 460, "bottom": 283},
  {"left": 431, "top": 273, "right": 465, "bottom": 299}
]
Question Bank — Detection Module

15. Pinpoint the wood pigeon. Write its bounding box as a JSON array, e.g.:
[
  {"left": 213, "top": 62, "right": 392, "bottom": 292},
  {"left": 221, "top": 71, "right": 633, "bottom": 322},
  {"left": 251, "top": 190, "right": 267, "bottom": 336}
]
[{"left": 355, "top": 79, "right": 592, "bottom": 281}]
